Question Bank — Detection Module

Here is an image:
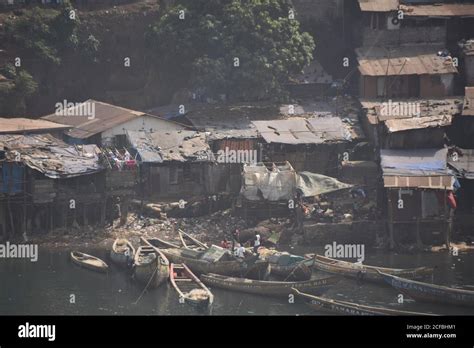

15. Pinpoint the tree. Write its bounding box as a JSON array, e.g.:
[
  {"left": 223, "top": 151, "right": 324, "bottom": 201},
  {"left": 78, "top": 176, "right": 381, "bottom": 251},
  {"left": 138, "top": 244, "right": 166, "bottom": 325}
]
[
  {"left": 147, "top": 0, "right": 315, "bottom": 102},
  {"left": 0, "top": 65, "right": 38, "bottom": 115}
]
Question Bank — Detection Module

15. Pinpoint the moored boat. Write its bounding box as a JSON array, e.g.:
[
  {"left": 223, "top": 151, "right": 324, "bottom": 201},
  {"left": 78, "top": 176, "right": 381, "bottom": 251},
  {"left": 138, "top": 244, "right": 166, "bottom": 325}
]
[
  {"left": 133, "top": 246, "right": 169, "bottom": 289},
  {"left": 70, "top": 251, "right": 108, "bottom": 273},
  {"left": 313, "top": 254, "right": 433, "bottom": 283},
  {"left": 142, "top": 238, "right": 269, "bottom": 278},
  {"left": 110, "top": 238, "right": 135, "bottom": 268},
  {"left": 292, "top": 288, "right": 436, "bottom": 316},
  {"left": 170, "top": 263, "right": 214, "bottom": 308},
  {"left": 141, "top": 236, "right": 181, "bottom": 249},
  {"left": 178, "top": 229, "right": 208, "bottom": 251},
  {"left": 378, "top": 271, "right": 474, "bottom": 307},
  {"left": 201, "top": 273, "right": 339, "bottom": 297}
]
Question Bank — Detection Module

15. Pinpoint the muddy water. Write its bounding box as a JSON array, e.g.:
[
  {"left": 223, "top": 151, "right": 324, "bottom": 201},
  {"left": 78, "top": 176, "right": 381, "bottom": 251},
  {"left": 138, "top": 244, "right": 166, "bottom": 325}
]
[{"left": 0, "top": 246, "right": 473, "bottom": 315}]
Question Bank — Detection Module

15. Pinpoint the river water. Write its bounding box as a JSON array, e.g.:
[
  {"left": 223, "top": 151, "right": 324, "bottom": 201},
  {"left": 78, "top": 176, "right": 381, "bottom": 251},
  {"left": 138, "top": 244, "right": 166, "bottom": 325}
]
[{"left": 1, "top": 246, "right": 473, "bottom": 316}]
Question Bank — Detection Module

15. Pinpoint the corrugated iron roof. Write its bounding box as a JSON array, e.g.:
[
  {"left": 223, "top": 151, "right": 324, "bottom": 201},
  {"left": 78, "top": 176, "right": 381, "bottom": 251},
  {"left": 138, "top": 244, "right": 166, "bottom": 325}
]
[
  {"left": 252, "top": 117, "right": 351, "bottom": 145},
  {"left": 126, "top": 130, "right": 214, "bottom": 163},
  {"left": 448, "top": 148, "right": 474, "bottom": 180},
  {"left": 42, "top": 100, "right": 173, "bottom": 139},
  {"left": 0, "top": 134, "right": 103, "bottom": 178},
  {"left": 252, "top": 118, "right": 320, "bottom": 145},
  {"left": 359, "top": 0, "right": 399, "bottom": 12},
  {"left": 400, "top": 3, "right": 474, "bottom": 17},
  {"left": 360, "top": 97, "right": 463, "bottom": 131},
  {"left": 356, "top": 45, "right": 458, "bottom": 76},
  {"left": 462, "top": 87, "right": 474, "bottom": 116},
  {"left": 384, "top": 115, "right": 452, "bottom": 132},
  {"left": 0, "top": 118, "right": 71, "bottom": 134}
]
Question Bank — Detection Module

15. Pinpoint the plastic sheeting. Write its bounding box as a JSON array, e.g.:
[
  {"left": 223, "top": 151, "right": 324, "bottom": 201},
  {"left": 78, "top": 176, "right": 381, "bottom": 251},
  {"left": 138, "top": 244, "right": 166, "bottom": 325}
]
[
  {"left": 241, "top": 163, "right": 352, "bottom": 201},
  {"left": 380, "top": 148, "right": 449, "bottom": 176}
]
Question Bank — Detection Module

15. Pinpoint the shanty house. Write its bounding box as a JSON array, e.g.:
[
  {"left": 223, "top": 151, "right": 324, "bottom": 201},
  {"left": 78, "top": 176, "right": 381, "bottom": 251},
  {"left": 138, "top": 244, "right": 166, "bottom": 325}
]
[
  {"left": 360, "top": 97, "right": 464, "bottom": 149},
  {"left": 381, "top": 148, "right": 454, "bottom": 247},
  {"left": 126, "top": 130, "right": 240, "bottom": 200},
  {"left": 0, "top": 134, "right": 104, "bottom": 239},
  {"left": 356, "top": 45, "right": 458, "bottom": 99},
  {"left": 42, "top": 99, "right": 185, "bottom": 147},
  {"left": 357, "top": 0, "right": 474, "bottom": 48},
  {"left": 251, "top": 98, "right": 365, "bottom": 176}
]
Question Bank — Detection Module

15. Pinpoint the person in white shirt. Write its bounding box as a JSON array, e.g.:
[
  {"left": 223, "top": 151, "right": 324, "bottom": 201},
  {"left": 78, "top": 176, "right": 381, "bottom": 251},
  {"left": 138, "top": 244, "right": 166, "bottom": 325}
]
[
  {"left": 234, "top": 244, "right": 245, "bottom": 258},
  {"left": 253, "top": 234, "right": 261, "bottom": 253}
]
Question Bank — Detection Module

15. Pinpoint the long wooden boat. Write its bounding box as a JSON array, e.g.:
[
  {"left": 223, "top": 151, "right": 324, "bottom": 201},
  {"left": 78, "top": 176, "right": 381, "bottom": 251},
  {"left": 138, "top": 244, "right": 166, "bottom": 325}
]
[
  {"left": 71, "top": 251, "right": 108, "bottom": 273},
  {"left": 312, "top": 254, "right": 433, "bottom": 283},
  {"left": 201, "top": 273, "right": 339, "bottom": 297},
  {"left": 270, "top": 258, "right": 314, "bottom": 281},
  {"left": 292, "top": 288, "right": 436, "bottom": 316},
  {"left": 140, "top": 236, "right": 181, "bottom": 249},
  {"left": 146, "top": 243, "right": 269, "bottom": 278},
  {"left": 110, "top": 238, "right": 135, "bottom": 268},
  {"left": 379, "top": 271, "right": 474, "bottom": 307},
  {"left": 170, "top": 263, "right": 214, "bottom": 308},
  {"left": 133, "top": 246, "right": 169, "bottom": 289},
  {"left": 178, "top": 230, "right": 208, "bottom": 251}
]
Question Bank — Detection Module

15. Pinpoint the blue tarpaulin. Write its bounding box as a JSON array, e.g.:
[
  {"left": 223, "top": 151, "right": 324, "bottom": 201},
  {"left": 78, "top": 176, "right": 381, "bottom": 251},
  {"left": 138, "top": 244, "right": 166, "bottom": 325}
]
[
  {"left": 381, "top": 148, "right": 449, "bottom": 176},
  {"left": 1, "top": 163, "right": 24, "bottom": 194}
]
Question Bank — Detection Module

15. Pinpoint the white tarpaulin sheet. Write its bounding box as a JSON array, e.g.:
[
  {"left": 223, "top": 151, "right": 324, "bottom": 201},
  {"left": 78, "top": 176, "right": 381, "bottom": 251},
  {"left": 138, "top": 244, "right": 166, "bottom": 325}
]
[{"left": 241, "top": 163, "right": 352, "bottom": 201}]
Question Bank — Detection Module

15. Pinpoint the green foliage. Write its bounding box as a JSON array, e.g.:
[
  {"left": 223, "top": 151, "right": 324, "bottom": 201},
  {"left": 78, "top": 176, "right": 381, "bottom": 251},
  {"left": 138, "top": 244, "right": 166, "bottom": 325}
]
[
  {"left": 148, "top": 0, "right": 315, "bottom": 101},
  {"left": 3, "top": 2, "right": 97, "bottom": 66},
  {"left": 0, "top": 65, "right": 38, "bottom": 115}
]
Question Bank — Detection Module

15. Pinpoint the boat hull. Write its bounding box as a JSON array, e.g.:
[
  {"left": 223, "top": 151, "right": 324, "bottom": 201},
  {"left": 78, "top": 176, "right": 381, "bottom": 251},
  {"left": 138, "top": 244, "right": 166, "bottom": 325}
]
[
  {"left": 70, "top": 252, "right": 108, "bottom": 273},
  {"left": 110, "top": 239, "right": 135, "bottom": 268},
  {"left": 313, "top": 255, "right": 433, "bottom": 283},
  {"left": 133, "top": 246, "right": 170, "bottom": 289},
  {"left": 380, "top": 272, "right": 474, "bottom": 307},
  {"left": 293, "top": 289, "right": 435, "bottom": 316},
  {"left": 201, "top": 273, "right": 339, "bottom": 297}
]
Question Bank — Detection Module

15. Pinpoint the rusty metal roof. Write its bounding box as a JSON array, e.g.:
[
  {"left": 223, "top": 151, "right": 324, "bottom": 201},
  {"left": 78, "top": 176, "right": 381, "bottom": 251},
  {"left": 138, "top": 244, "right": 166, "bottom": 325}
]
[
  {"left": 359, "top": 0, "right": 399, "bottom": 12},
  {"left": 126, "top": 130, "right": 214, "bottom": 163},
  {"left": 356, "top": 45, "right": 458, "bottom": 76},
  {"left": 360, "top": 97, "right": 463, "bottom": 131},
  {"left": 0, "top": 118, "right": 71, "bottom": 134},
  {"left": 42, "top": 99, "right": 173, "bottom": 139},
  {"left": 462, "top": 87, "right": 474, "bottom": 116},
  {"left": 0, "top": 134, "right": 103, "bottom": 178},
  {"left": 252, "top": 117, "right": 351, "bottom": 145},
  {"left": 400, "top": 3, "right": 474, "bottom": 17}
]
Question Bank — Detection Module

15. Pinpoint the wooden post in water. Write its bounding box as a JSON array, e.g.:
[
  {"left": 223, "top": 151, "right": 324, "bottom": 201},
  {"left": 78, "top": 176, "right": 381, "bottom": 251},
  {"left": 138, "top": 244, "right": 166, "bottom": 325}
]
[{"left": 387, "top": 191, "right": 395, "bottom": 250}]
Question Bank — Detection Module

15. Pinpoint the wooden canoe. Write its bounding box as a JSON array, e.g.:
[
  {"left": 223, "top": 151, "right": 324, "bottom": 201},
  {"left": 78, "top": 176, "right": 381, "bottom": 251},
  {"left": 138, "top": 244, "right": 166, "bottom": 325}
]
[
  {"left": 312, "top": 254, "right": 433, "bottom": 283},
  {"left": 292, "top": 288, "right": 436, "bottom": 316},
  {"left": 170, "top": 263, "right": 214, "bottom": 308},
  {"left": 133, "top": 246, "right": 169, "bottom": 289},
  {"left": 71, "top": 251, "right": 108, "bottom": 273},
  {"left": 379, "top": 271, "right": 474, "bottom": 307},
  {"left": 201, "top": 273, "right": 340, "bottom": 297},
  {"left": 110, "top": 238, "right": 135, "bottom": 268},
  {"left": 141, "top": 236, "right": 181, "bottom": 249},
  {"left": 178, "top": 229, "right": 208, "bottom": 251},
  {"left": 150, "top": 244, "right": 269, "bottom": 278}
]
